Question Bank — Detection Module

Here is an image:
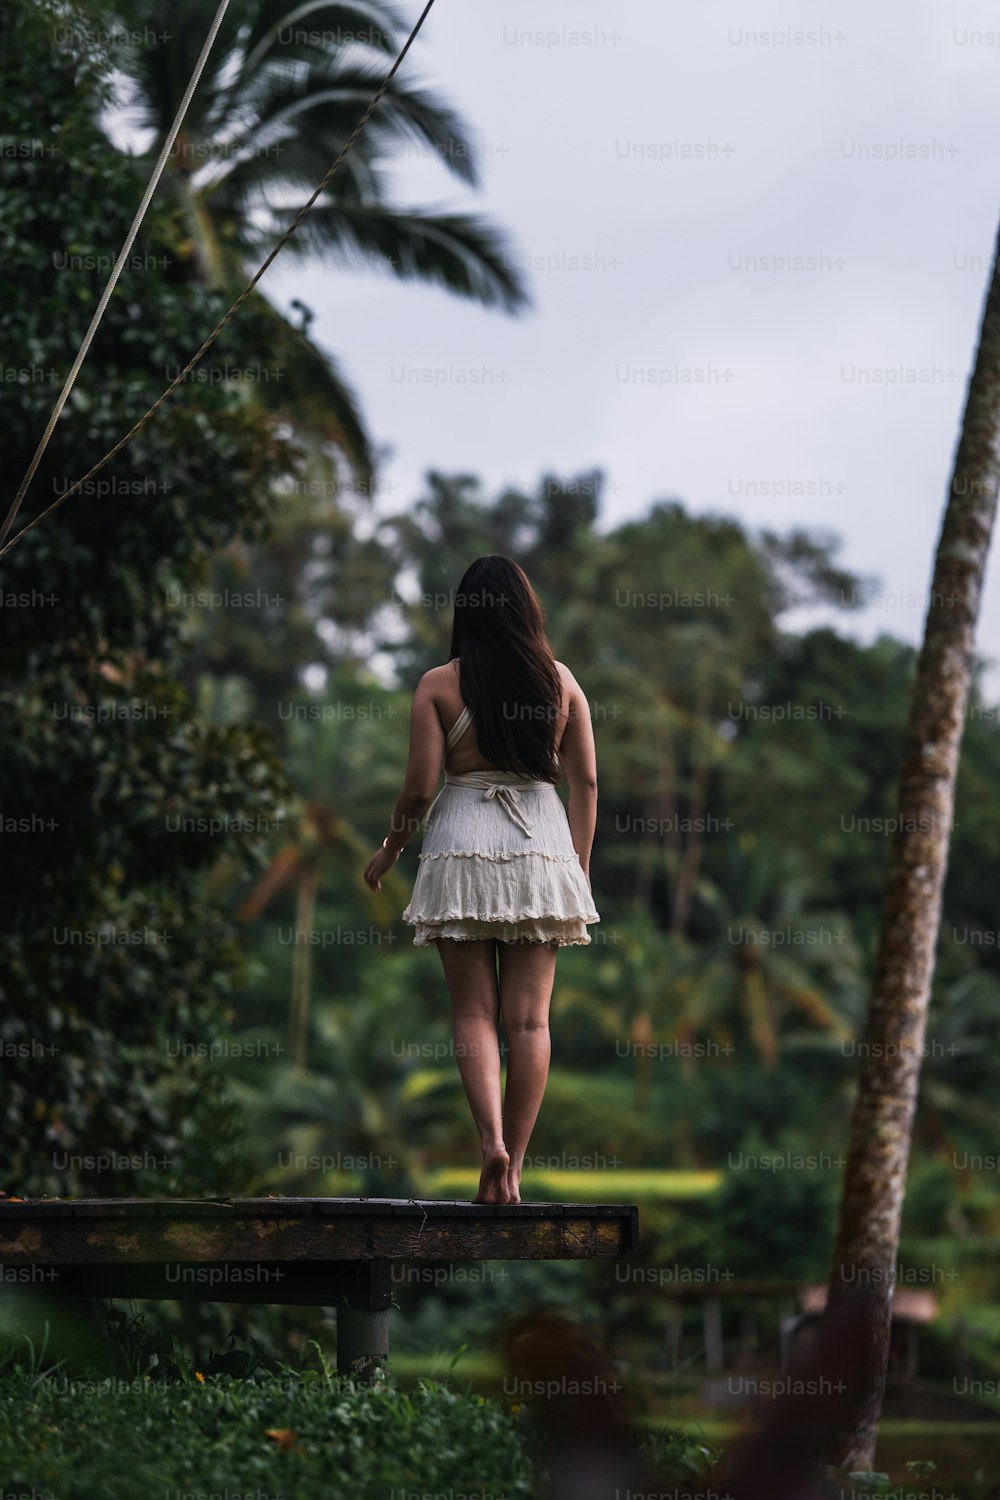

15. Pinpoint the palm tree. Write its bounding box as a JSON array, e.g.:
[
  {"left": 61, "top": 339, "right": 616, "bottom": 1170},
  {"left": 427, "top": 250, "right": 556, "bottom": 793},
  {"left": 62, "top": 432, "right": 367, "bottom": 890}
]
[
  {"left": 237, "top": 795, "right": 408, "bottom": 1065},
  {"left": 110, "top": 0, "right": 529, "bottom": 479},
  {"left": 913, "top": 967, "right": 1000, "bottom": 1158},
  {"left": 551, "top": 906, "right": 695, "bottom": 1106},
  {"left": 823, "top": 212, "right": 1000, "bottom": 1471},
  {"left": 682, "top": 833, "right": 862, "bottom": 1069},
  {"left": 232, "top": 675, "right": 418, "bottom": 1065}
]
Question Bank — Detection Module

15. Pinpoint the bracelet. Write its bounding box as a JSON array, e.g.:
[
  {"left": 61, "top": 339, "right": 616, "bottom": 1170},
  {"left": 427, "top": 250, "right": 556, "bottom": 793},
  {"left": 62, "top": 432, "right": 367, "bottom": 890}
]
[{"left": 382, "top": 836, "right": 401, "bottom": 858}]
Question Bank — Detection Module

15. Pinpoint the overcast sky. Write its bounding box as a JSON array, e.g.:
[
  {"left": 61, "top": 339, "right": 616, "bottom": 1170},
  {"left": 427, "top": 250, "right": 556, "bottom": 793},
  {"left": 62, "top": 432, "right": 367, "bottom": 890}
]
[{"left": 264, "top": 0, "right": 1000, "bottom": 682}]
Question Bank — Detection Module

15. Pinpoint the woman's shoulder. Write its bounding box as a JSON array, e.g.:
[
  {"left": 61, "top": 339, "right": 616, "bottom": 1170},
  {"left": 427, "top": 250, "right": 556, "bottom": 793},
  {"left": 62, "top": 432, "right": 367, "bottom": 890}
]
[
  {"left": 553, "top": 661, "right": 590, "bottom": 722},
  {"left": 553, "top": 659, "right": 583, "bottom": 692},
  {"left": 418, "top": 660, "right": 459, "bottom": 683},
  {"left": 423, "top": 658, "right": 575, "bottom": 693},
  {"left": 416, "top": 661, "right": 461, "bottom": 705}
]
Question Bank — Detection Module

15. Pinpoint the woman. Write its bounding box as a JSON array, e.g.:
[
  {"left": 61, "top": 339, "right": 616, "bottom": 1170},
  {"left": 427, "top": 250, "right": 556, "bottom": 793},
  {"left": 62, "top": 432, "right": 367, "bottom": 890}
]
[{"left": 363, "top": 555, "right": 599, "bottom": 1205}]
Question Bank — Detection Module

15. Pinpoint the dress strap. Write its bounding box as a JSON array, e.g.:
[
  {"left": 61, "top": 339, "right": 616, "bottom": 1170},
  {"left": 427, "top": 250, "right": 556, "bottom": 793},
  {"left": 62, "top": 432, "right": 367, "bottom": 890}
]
[{"left": 444, "top": 704, "right": 473, "bottom": 753}]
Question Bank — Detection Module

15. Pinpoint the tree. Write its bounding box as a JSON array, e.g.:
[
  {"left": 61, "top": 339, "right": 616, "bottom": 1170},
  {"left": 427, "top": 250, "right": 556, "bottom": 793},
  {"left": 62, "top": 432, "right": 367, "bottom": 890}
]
[
  {"left": 680, "top": 833, "right": 860, "bottom": 1069},
  {"left": 237, "top": 794, "right": 404, "bottom": 1066},
  {"left": 0, "top": 0, "right": 292, "bottom": 1196},
  {"left": 109, "top": 0, "right": 529, "bottom": 478},
  {"left": 380, "top": 470, "right": 545, "bottom": 679},
  {"left": 175, "top": 481, "right": 400, "bottom": 731},
  {"left": 822, "top": 213, "right": 1000, "bottom": 1471}
]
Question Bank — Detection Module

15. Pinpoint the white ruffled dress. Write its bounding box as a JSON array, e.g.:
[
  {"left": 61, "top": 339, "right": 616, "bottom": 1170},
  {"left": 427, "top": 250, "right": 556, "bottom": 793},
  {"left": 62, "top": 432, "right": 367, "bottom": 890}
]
[{"left": 402, "top": 702, "right": 600, "bottom": 947}]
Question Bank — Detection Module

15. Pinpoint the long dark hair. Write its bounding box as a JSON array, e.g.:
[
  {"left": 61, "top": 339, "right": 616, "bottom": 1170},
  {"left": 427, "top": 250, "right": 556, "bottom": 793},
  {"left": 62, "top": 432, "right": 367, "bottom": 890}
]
[{"left": 447, "top": 556, "right": 563, "bottom": 783}]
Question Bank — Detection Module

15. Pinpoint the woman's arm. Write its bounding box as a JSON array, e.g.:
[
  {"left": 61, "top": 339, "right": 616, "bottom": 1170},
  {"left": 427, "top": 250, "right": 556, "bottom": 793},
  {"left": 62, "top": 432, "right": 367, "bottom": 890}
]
[
  {"left": 557, "top": 668, "right": 598, "bottom": 883},
  {"left": 363, "top": 672, "right": 445, "bottom": 889}
]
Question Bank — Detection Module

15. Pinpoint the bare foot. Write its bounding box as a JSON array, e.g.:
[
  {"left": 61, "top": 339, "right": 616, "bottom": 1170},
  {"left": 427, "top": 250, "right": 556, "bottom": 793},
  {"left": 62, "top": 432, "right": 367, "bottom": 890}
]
[
  {"left": 473, "top": 1145, "right": 511, "bottom": 1204},
  {"left": 505, "top": 1157, "right": 522, "bottom": 1204}
]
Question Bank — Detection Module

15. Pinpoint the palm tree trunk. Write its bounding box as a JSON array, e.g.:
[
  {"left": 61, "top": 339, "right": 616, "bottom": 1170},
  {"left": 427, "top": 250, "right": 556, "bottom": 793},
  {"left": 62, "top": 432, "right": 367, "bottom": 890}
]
[
  {"left": 822, "top": 214, "right": 1000, "bottom": 1471},
  {"left": 632, "top": 791, "right": 660, "bottom": 907}
]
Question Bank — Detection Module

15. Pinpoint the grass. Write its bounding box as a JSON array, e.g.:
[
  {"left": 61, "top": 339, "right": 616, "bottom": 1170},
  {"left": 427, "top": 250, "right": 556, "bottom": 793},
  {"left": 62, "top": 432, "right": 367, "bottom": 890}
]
[
  {"left": 4, "top": 1320, "right": 998, "bottom": 1500},
  {"left": 0, "top": 1364, "right": 544, "bottom": 1500},
  {"left": 417, "top": 1167, "right": 722, "bottom": 1201},
  {"left": 0, "top": 1304, "right": 721, "bottom": 1500},
  {"left": 389, "top": 1349, "right": 500, "bottom": 1381},
  {"left": 0, "top": 1359, "right": 728, "bottom": 1500}
]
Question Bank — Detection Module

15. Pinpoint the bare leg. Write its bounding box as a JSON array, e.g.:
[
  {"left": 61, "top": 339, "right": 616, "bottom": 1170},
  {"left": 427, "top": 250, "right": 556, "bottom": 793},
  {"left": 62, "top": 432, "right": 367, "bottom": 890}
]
[
  {"left": 497, "top": 940, "right": 558, "bottom": 1204},
  {"left": 435, "top": 937, "right": 511, "bottom": 1203}
]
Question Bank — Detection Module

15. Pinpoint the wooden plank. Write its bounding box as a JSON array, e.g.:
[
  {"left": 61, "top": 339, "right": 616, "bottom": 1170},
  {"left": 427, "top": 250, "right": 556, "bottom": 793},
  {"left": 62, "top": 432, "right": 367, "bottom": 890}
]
[
  {"left": 1, "top": 1196, "right": 634, "bottom": 1216},
  {"left": 402, "top": 1201, "right": 497, "bottom": 1219},
  {"left": 0, "top": 1199, "right": 74, "bottom": 1217},
  {"left": 149, "top": 1199, "right": 242, "bottom": 1217},
  {"left": 314, "top": 1199, "right": 397, "bottom": 1217},
  {"left": 221, "top": 1199, "right": 319, "bottom": 1218},
  {"left": 345, "top": 1215, "right": 633, "bottom": 1260},
  {"left": 496, "top": 1202, "right": 561, "bottom": 1217},
  {"left": 69, "top": 1200, "right": 165, "bottom": 1218},
  {"left": 0, "top": 1205, "right": 636, "bottom": 1263}
]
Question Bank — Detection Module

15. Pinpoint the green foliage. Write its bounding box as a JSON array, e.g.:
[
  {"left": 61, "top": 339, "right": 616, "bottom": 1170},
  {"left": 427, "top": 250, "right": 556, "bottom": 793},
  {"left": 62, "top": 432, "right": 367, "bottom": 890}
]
[
  {"left": 0, "top": 1365, "right": 546, "bottom": 1500},
  {"left": 902, "top": 1158, "right": 963, "bottom": 1239},
  {"left": 0, "top": 0, "right": 292, "bottom": 1194},
  {"left": 7, "top": 0, "right": 1000, "bottom": 1440},
  {"left": 651, "top": 1160, "right": 842, "bottom": 1284},
  {"left": 715, "top": 1164, "right": 842, "bottom": 1280},
  {"left": 102, "top": 0, "right": 530, "bottom": 480}
]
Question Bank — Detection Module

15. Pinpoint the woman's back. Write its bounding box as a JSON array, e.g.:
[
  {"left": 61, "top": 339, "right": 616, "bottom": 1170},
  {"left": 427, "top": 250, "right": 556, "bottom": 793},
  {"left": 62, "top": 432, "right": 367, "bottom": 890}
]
[{"left": 435, "top": 656, "right": 578, "bottom": 776}]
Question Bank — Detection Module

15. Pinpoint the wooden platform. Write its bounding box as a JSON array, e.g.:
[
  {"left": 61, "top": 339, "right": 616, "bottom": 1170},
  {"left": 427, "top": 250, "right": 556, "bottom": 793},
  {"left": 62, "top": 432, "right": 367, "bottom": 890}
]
[{"left": 0, "top": 1197, "right": 639, "bottom": 1379}]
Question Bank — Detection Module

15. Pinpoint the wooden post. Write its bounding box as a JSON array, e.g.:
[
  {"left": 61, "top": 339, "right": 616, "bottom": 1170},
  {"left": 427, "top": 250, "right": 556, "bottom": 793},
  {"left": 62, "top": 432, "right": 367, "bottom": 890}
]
[
  {"left": 337, "top": 1307, "right": 389, "bottom": 1382},
  {"left": 336, "top": 1261, "right": 391, "bottom": 1383}
]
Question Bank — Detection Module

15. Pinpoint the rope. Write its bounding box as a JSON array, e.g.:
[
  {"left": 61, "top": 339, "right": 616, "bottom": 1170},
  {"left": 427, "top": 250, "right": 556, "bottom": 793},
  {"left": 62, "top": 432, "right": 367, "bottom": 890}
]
[
  {"left": 0, "top": 0, "right": 441, "bottom": 562},
  {"left": 0, "top": 0, "right": 234, "bottom": 551}
]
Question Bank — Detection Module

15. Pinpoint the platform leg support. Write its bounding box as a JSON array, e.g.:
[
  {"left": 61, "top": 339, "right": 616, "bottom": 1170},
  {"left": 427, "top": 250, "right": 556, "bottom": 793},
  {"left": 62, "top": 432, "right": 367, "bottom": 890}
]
[{"left": 336, "top": 1260, "right": 391, "bottom": 1384}]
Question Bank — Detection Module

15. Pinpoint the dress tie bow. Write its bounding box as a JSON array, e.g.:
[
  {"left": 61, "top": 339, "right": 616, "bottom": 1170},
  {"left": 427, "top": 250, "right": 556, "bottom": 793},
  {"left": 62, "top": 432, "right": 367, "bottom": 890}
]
[{"left": 482, "top": 783, "right": 534, "bottom": 837}]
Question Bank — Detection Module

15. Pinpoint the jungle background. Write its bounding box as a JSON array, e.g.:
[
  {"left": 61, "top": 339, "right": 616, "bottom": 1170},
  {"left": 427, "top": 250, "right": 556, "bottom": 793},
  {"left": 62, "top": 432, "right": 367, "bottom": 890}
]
[{"left": 2, "top": 0, "right": 1000, "bottom": 1471}]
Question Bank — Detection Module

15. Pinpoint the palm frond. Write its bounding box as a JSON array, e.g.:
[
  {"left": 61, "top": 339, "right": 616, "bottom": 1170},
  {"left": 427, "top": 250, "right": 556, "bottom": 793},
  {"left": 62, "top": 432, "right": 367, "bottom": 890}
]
[
  {"left": 282, "top": 202, "right": 530, "bottom": 312},
  {"left": 238, "top": 843, "right": 304, "bottom": 919},
  {"left": 242, "top": 297, "right": 374, "bottom": 483},
  {"left": 233, "top": 56, "right": 484, "bottom": 188},
  {"left": 241, "top": 1, "right": 402, "bottom": 76}
]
